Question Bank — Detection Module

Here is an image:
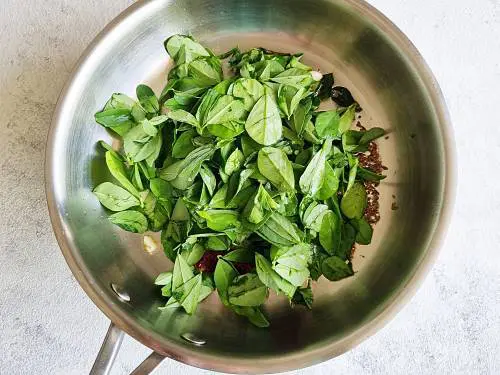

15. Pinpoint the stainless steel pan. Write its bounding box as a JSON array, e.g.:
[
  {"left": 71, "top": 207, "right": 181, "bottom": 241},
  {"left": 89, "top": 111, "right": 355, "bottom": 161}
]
[{"left": 45, "top": 0, "right": 455, "bottom": 373}]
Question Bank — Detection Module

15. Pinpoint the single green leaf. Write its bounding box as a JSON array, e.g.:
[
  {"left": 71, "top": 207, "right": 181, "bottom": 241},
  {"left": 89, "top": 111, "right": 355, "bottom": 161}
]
[
  {"left": 257, "top": 147, "right": 295, "bottom": 192},
  {"left": 273, "top": 243, "right": 312, "bottom": 270},
  {"left": 245, "top": 91, "right": 282, "bottom": 146},
  {"left": 199, "top": 164, "right": 216, "bottom": 195},
  {"left": 104, "top": 151, "right": 139, "bottom": 197},
  {"left": 338, "top": 222, "right": 356, "bottom": 260},
  {"left": 142, "top": 191, "right": 168, "bottom": 231},
  {"left": 136, "top": 84, "right": 159, "bottom": 115},
  {"left": 315, "top": 110, "right": 340, "bottom": 139},
  {"left": 108, "top": 210, "right": 148, "bottom": 233},
  {"left": 302, "top": 203, "right": 329, "bottom": 232},
  {"left": 94, "top": 108, "right": 134, "bottom": 135},
  {"left": 207, "top": 121, "right": 245, "bottom": 139},
  {"left": 321, "top": 256, "right": 354, "bottom": 281},
  {"left": 257, "top": 213, "right": 301, "bottom": 247},
  {"left": 290, "top": 98, "right": 312, "bottom": 136},
  {"left": 198, "top": 210, "right": 240, "bottom": 231},
  {"left": 228, "top": 273, "right": 268, "bottom": 307},
  {"left": 224, "top": 248, "right": 255, "bottom": 263},
  {"left": 224, "top": 148, "right": 245, "bottom": 176},
  {"left": 167, "top": 109, "right": 199, "bottom": 127},
  {"left": 182, "top": 243, "right": 205, "bottom": 266},
  {"left": 340, "top": 182, "right": 367, "bottom": 219},
  {"left": 104, "top": 93, "right": 136, "bottom": 110},
  {"left": 155, "top": 271, "right": 173, "bottom": 286},
  {"left": 172, "top": 129, "right": 196, "bottom": 158},
  {"left": 315, "top": 163, "right": 340, "bottom": 200},
  {"left": 357, "top": 166, "right": 386, "bottom": 181},
  {"left": 359, "top": 127, "right": 385, "bottom": 144},
  {"left": 271, "top": 68, "right": 313, "bottom": 86},
  {"left": 214, "top": 258, "right": 237, "bottom": 305},
  {"left": 299, "top": 139, "right": 332, "bottom": 196},
  {"left": 255, "top": 253, "right": 296, "bottom": 299},
  {"left": 352, "top": 217, "right": 373, "bottom": 245},
  {"left": 94, "top": 182, "right": 140, "bottom": 211},
  {"left": 172, "top": 253, "right": 195, "bottom": 292},
  {"left": 319, "top": 211, "right": 341, "bottom": 255},
  {"left": 338, "top": 104, "right": 356, "bottom": 134},
  {"left": 207, "top": 235, "right": 230, "bottom": 250}
]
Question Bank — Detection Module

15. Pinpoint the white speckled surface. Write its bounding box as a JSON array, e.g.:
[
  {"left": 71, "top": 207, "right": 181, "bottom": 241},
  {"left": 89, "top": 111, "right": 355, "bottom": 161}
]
[{"left": 1, "top": 0, "right": 499, "bottom": 374}]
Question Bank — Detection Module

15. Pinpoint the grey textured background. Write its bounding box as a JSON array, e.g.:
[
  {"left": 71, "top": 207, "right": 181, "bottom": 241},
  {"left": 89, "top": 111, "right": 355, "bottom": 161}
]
[{"left": 1, "top": 0, "right": 499, "bottom": 374}]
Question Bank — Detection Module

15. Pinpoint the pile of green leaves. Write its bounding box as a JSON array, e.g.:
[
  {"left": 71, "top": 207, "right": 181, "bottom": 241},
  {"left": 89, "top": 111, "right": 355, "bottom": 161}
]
[{"left": 93, "top": 35, "right": 385, "bottom": 327}]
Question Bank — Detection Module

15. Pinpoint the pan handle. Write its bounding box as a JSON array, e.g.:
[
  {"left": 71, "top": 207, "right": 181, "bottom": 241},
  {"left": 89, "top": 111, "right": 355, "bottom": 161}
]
[{"left": 90, "top": 322, "right": 166, "bottom": 375}]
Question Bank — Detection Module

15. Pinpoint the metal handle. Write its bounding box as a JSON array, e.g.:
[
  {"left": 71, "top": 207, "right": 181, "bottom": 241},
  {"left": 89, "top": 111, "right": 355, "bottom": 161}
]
[{"left": 90, "top": 322, "right": 166, "bottom": 375}]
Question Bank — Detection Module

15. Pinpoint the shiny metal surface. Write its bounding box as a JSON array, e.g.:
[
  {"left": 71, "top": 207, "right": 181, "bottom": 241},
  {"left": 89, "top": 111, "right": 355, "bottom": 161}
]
[
  {"left": 45, "top": 0, "right": 455, "bottom": 373},
  {"left": 90, "top": 323, "right": 124, "bottom": 375}
]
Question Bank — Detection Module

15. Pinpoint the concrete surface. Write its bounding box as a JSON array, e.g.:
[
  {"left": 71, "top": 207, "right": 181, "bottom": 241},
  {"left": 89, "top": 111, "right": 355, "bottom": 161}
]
[{"left": 0, "top": 0, "right": 499, "bottom": 374}]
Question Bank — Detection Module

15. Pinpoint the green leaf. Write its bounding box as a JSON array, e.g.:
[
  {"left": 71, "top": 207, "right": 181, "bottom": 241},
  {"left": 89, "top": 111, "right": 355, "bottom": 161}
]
[
  {"left": 302, "top": 203, "right": 329, "bottom": 232},
  {"left": 254, "top": 60, "right": 285, "bottom": 81},
  {"left": 172, "top": 274, "right": 203, "bottom": 314},
  {"left": 224, "top": 148, "right": 245, "bottom": 176},
  {"left": 277, "top": 84, "right": 306, "bottom": 119},
  {"left": 160, "top": 145, "right": 215, "bottom": 190},
  {"left": 207, "top": 121, "right": 245, "bottom": 139},
  {"left": 105, "top": 151, "right": 139, "bottom": 197},
  {"left": 141, "top": 191, "right": 168, "bottom": 231},
  {"left": 155, "top": 271, "right": 173, "bottom": 286},
  {"left": 290, "top": 98, "right": 312, "bottom": 136},
  {"left": 136, "top": 84, "right": 159, "bottom": 115},
  {"left": 228, "top": 273, "right": 268, "bottom": 306},
  {"left": 245, "top": 90, "right": 282, "bottom": 146},
  {"left": 94, "top": 182, "right": 140, "bottom": 211},
  {"left": 94, "top": 108, "right": 134, "bottom": 136},
  {"left": 271, "top": 68, "right": 313, "bottom": 87},
  {"left": 204, "top": 95, "right": 247, "bottom": 127},
  {"left": 321, "top": 256, "right": 354, "bottom": 281},
  {"left": 188, "top": 56, "right": 223, "bottom": 87},
  {"left": 352, "top": 217, "right": 373, "bottom": 245},
  {"left": 255, "top": 253, "right": 296, "bottom": 298},
  {"left": 243, "top": 185, "right": 278, "bottom": 225},
  {"left": 357, "top": 166, "right": 386, "bottom": 181},
  {"left": 214, "top": 258, "right": 237, "bottom": 305},
  {"left": 273, "top": 243, "right": 312, "bottom": 270},
  {"left": 172, "top": 129, "right": 196, "bottom": 159},
  {"left": 199, "top": 164, "right": 216, "bottom": 195},
  {"left": 299, "top": 139, "right": 332, "bottom": 196},
  {"left": 340, "top": 182, "right": 367, "bottom": 219},
  {"left": 315, "top": 110, "right": 340, "bottom": 139},
  {"left": 167, "top": 109, "right": 199, "bottom": 127},
  {"left": 198, "top": 210, "right": 240, "bottom": 231},
  {"left": 315, "top": 163, "right": 340, "bottom": 200},
  {"left": 319, "top": 211, "right": 341, "bottom": 255},
  {"left": 165, "top": 34, "right": 210, "bottom": 65},
  {"left": 181, "top": 242, "right": 205, "bottom": 266},
  {"left": 359, "top": 127, "right": 385, "bottom": 144},
  {"left": 338, "top": 104, "right": 356, "bottom": 134},
  {"left": 230, "top": 78, "right": 265, "bottom": 111},
  {"left": 241, "top": 134, "right": 262, "bottom": 157},
  {"left": 207, "top": 235, "right": 230, "bottom": 250},
  {"left": 257, "top": 213, "right": 301, "bottom": 247},
  {"left": 292, "top": 284, "right": 314, "bottom": 309},
  {"left": 104, "top": 93, "right": 136, "bottom": 110},
  {"left": 108, "top": 210, "right": 148, "bottom": 233},
  {"left": 172, "top": 253, "right": 194, "bottom": 291},
  {"left": 149, "top": 178, "right": 173, "bottom": 214},
  {"left": 257, "top": 147, "right": 294, "bottom": 192},
  {"left": 224, "top": 248, "right": 255, "bottom": 263},
  {"left": 338, "top": 222, "right": 356, "bottom": 260}
]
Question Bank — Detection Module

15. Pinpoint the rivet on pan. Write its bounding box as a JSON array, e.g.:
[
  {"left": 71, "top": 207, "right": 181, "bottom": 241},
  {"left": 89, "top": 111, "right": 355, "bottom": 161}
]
[
  {"left": 110, "top": 283, "right": 131, "bottom": 302},
  {"left": 181, "top": 333, "right": 206, "bottom": 346}
]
